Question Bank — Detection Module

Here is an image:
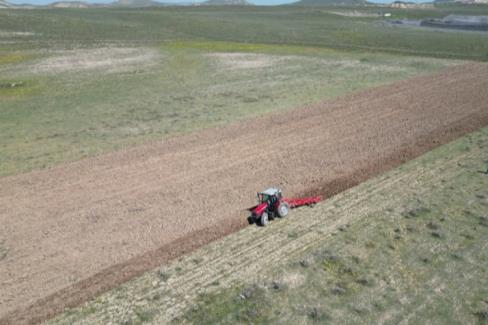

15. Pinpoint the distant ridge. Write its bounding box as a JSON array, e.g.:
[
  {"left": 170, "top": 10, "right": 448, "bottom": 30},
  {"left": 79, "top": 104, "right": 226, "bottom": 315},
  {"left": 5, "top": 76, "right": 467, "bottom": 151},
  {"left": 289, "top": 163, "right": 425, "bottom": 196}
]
[
  {"left": 48, "top": 0, "right": 175, "bottom": 8},
  {"left": 292, "top": 0, "right": 368, "bottom": 5},
  {"left": 434, "top": 0, "right": 488, "bottom": 3},
  {"left": 390, "top": 0, "right": 434, "bottom": 8},
  {"left": 49, "top": 1, "right": 90, "bottom": 7},
  {"left": 111, "top": 0, "right": 167, "bottom": 7},
  {"left": 202, "top": 0, "right": 253, "bottom": 5}
]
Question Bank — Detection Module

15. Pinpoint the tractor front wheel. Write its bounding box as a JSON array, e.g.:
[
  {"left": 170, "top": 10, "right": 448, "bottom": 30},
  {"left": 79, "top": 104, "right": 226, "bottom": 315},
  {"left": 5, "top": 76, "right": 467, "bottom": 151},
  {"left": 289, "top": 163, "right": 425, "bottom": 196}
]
[
  {"left": 277, "top": 202, "right": 290, "bottom": 218},
  {"left": 259, "top": 212, "right": 269, "bottom": 226}
]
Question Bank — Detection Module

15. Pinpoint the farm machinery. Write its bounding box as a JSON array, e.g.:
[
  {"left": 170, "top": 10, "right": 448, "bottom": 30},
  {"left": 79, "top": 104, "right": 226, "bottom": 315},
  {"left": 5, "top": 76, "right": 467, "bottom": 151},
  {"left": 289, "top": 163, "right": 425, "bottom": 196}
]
[{"left": 250, "top": 188, "right": 321, "bottom": 226}]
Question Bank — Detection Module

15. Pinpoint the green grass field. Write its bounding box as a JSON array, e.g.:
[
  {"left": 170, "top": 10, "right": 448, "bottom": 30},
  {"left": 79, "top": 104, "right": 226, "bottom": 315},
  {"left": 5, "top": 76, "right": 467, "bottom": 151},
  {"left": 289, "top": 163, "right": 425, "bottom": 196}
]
[
  {"left": 2, "top": 5, "right": 488, "bottom": 177},
  {"left": 0, "top": 42, "right": 460, "bottom": 177}
]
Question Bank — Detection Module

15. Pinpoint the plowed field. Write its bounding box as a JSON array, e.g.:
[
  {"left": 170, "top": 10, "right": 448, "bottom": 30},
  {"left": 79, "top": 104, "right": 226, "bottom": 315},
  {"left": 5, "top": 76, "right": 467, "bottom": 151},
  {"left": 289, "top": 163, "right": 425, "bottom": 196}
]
[{"left": 1, "top": 63, "right": 488, "bottom": 324}]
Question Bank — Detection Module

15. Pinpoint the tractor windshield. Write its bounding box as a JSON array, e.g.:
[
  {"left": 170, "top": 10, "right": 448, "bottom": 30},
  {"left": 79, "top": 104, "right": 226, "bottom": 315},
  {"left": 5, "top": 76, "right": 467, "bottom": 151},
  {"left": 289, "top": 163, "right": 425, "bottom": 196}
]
[{"left": 259, "top": 194, "right": 269, "bottom": 203}]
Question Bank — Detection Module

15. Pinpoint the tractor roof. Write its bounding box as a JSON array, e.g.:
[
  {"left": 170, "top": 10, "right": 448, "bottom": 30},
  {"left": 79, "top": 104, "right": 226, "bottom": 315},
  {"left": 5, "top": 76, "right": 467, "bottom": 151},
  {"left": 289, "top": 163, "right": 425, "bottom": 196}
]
[{"left": 259, "top": 188, "right": 280, "bottom": 196}]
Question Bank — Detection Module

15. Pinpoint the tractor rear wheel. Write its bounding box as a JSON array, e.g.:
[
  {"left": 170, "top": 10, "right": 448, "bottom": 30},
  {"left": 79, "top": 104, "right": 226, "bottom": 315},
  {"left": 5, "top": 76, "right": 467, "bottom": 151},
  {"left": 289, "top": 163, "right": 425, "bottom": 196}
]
[
  {"left": 277, "top": 202, "right": 290, "bottom": 218},
  {"left": 259, "top": 212, "right": 269, "bottom": 226}
]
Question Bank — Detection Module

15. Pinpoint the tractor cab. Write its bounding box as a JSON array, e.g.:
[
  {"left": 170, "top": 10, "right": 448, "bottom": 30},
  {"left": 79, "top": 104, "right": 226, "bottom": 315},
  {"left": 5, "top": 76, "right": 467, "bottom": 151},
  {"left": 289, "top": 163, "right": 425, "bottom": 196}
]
[{"left": 257, "top": 187, "right": 282, "bottom": 204}]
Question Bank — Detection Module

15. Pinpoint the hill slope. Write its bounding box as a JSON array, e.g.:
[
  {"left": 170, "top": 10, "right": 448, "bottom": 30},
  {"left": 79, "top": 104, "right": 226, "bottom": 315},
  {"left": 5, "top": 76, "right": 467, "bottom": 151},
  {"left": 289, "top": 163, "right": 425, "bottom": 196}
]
[
  {"left": 435, "top": 0, "right": 488, "bottom": 3},
  {"left": 292, "top": 0, "right": 368, "bottom": 5},
  {"left": 49, "top": 1, "right": 90, "bottom": 7},
  {"left": 203, "top": 0, "right": 253, "bottom": 5},
  {"left": 110, "top": 0, "right": 166, "bottom": 7}
]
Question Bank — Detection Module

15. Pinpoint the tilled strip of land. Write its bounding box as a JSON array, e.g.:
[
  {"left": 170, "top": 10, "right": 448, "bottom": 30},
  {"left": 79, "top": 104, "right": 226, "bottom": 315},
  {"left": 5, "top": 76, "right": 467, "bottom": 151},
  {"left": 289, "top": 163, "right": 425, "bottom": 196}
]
[
  {"left": 1, "top": 63, "right": 488, "bottom": 324},
  {"left": 48, "top": 125, "right": 488, "bottom": 325}
]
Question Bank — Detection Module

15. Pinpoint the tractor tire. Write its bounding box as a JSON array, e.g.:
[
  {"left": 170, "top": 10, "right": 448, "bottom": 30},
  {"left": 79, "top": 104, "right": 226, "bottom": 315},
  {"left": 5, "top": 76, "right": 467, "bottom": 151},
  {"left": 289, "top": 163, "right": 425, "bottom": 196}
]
[
  {"left": 277, "top": 202, "right": 290, "bottom": 218},
  {"left": 259, "top": 212, "right": 269, "bottom": 226}
]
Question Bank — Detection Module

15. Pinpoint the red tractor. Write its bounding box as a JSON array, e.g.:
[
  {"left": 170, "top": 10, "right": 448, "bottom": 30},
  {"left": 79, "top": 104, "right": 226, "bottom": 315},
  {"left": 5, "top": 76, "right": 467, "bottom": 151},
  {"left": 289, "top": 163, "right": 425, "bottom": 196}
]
[{"left": 250, "top": 187, "right": 321, "bottom": 226}]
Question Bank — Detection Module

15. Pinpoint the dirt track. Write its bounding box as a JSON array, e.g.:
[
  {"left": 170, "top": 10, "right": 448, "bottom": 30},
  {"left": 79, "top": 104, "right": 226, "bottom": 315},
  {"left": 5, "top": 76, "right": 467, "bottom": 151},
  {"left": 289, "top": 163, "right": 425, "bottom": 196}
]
[{"left": 1, "top": 63, "right": 488, "bottom": 324}]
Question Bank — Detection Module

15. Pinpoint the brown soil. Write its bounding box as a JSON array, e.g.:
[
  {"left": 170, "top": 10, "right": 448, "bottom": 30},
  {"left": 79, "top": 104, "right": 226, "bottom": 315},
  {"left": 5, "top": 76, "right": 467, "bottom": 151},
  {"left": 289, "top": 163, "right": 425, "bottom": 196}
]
[{"left": 1, "top": 63, "right": 487, "bottom": 325}]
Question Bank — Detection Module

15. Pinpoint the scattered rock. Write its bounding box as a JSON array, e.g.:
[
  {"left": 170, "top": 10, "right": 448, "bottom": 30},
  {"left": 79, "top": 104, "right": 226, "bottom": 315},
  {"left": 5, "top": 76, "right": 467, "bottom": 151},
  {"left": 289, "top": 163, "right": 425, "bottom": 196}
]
[
  {"left": 331, "top": 285, "right": 346, "bottom": 295},
  {"left": 431, "top": 231, "right": 442, "bottom": 238},
  {"left": 308, "top": 306, "right": 327, "bottom": 320},
  {"left": 272, "top": 280, "right": 284, "bottom": 291},
  {"left": 240, "top": 286, "right": 257, "bottom": 299},
  {"left": 353, "top": 305, "right": 369, "bottom": 314},
  {"left": 300, "top": 259, "right": 311, "bottom": 268},
  {"left": 343, "top": 266, "right": 355, "bottom": 274},
  {"left": 406, "top": 225, "right": 416, "bottom": 233},
  {"left": 309, "top": 306, "right": 320, "bottom": 319},
  {"left": 0, "top": 81, "right": 24, "bottom": 89},
  {"left": 426, "top": 222, "right": 440, "bottom": 230},
  {"left": 356, "top": 277, "right": 371, "bottom": 286},
  {"left": 479, "top": 215, "right": 488, "bottom": 227}
]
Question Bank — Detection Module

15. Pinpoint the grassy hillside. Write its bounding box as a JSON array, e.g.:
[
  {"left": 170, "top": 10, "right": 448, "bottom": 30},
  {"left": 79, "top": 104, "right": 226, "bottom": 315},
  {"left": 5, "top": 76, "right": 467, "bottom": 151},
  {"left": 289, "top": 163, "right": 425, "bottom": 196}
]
[
  {"left": 0, "top": 40, "right": 459, "bottom": 177},
  {"left": 203, "top": 0, "right": 253, "bottom": 5},
  {"left": 49, "top": 127, "right": 488, "bottom": 324},
  {"left": 49, "top": 2, "right": 91, "bottom": 8}
]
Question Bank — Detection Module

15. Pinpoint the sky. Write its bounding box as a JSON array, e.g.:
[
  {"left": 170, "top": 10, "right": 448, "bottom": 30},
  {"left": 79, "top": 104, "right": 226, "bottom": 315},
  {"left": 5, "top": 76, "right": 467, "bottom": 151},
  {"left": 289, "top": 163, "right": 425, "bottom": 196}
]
[{"left": 9, "top": 0, "right": 428, "bottom": 6}]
